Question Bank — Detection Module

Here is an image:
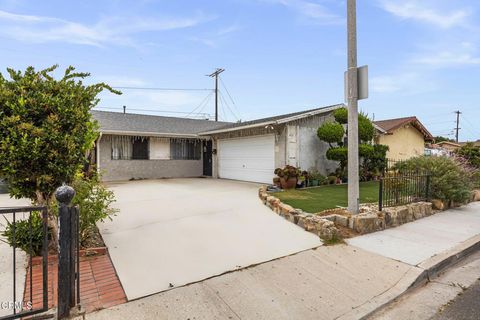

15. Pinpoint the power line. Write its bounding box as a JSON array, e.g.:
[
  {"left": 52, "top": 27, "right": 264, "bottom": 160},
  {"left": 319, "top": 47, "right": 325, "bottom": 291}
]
[
  {"left": 460, "top": 114, "right": 480, "bottom": 138},
  {"left": 94, "top": 106, "right": 211, "bottom": 118},
  {"left": 185, "top": 91, "right": 214, "bottom": 118},
  {"left": 219, "top": 76, "right": 243, "bottom": 120},
  {"left": 193, "top": 93, "right": 214, "bottom": 119},
  {"left": 112, "top": 86, "right": 213, "bottom": 91},
  {"left": 219, "top": 91, "right": 240, "bottom": 121}
]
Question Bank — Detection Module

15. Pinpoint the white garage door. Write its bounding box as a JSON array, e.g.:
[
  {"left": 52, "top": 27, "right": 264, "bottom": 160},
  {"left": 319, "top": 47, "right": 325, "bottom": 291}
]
[{"left": 218, "top": 135, "right": 275, "bottom": 184}]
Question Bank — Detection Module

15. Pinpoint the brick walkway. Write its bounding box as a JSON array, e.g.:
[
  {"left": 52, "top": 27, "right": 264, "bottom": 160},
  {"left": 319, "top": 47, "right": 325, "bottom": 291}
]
[{"left": 24, "top": 251, "right": 127, "bottom": 313}]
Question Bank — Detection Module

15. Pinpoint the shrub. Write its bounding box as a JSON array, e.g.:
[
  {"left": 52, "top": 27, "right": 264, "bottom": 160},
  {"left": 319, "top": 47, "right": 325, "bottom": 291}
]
[
  {"left": 308, "top": 169, "right": 327, "bottom": 184},
  {"left": 455, "top": 143, "right": 480, "bottom": 168},
  {"left": 326, "top": 147, "right": 348, "bottom": 162},
  {"left": 333, "top": 107, "right": 348, "bottom": 124},
  {"left": 328, "top": 175, "right": 337, "bottom": 184},
  {"left": 359, "top": 144, "right": 375, "bottom": 158},
  {"left": 51, "top": 173, "right": 117, "bottom": 246},
  {"left": 1, "top": 212, "right": 49, "bottom": 256},
  {"left": 358, "top": 115, "right": 375, "bottom": 142},
  {"left": 396, "top": 156, "right": 476, "bottom": 203},
  {"left": 317, "top": 122, "right": 345, "bottom": 145},
  {"left": 73, "top": 174, "right": 117, "bottom": 246}
]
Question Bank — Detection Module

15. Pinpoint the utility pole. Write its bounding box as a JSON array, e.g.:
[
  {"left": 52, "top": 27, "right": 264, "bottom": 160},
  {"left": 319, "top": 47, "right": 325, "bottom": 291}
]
[
  {"left": 347, "top": 0, "right": 359, "bottom": 214},
  {"left": 208, "top": 68, "right": 225, "bottom": 122},
  {"left": 455, "top": 110, "right": 461, "bottom": 143}
]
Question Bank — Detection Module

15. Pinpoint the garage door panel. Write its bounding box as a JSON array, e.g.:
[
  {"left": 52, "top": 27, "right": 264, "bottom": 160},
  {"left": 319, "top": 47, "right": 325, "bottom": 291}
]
[{"left": 218, "top": 135, "right": 275, "bottom": 184}]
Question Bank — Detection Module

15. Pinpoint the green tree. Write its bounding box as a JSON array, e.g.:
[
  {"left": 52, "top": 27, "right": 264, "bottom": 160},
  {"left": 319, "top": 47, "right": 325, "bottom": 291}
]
[
  {"left": 455, "top": 142, "right": 480, "bottom": 168},
  {"left": 317, "top": 122, "right": 345, "bottom": 146},
  {"left": 0, "top": 65, "right": 120, "bottom": 245},
  {"left": 317, "top": 107, "right": 387, "bottom": 180},
  {"left": 434, "top": 136, "right": 455, "bottom": 143}
]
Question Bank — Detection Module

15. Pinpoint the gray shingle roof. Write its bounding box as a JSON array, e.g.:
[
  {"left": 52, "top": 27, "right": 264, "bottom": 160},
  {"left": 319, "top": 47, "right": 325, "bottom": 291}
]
[
  {"left": 199, "top": 104, "right": 344, "bottom": 134},
  {"left": 91, "top": 110, "right": 231, "bottom": 136}
]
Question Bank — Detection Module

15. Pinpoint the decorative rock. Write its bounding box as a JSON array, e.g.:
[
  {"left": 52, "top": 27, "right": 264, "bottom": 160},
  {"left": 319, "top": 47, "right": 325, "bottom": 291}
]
[
  {"left": 409, "top": 203, "right": 425, "bottom": 220},
  {"left": 296, "top": 214, "right": 309, "bottom": 229},
  {"left": 419, "top": 202, "right": 433, "bottom": 216},
  {"left": 431, "top": 199, "right": 444, "bottom": 210},
  {"left": 334, "top": 215, "right": 349, "bottom": 227},
  {"left": 352, "top": 213, "right": 385, "bottom": 234},
  {"left": 472, "top": 190, "right": 480, "bottom": 202}
]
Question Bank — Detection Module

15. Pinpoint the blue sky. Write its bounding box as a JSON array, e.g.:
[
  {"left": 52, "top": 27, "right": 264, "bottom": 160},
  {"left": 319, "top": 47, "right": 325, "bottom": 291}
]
[{"left": 0, "top": 0, "right": 479, "bottom": 141}]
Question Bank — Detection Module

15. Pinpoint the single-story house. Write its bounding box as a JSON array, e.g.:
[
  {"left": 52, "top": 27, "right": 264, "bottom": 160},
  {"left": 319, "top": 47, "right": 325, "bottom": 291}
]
[
  {"left": 92, "top": 104, "right": 343, "bottom": 183},
  {"left": 436, "top": 141, "right": 461, "bottom": 153},
  {"left": 374, "top": 116, "right": 433, "bottom": 160}
]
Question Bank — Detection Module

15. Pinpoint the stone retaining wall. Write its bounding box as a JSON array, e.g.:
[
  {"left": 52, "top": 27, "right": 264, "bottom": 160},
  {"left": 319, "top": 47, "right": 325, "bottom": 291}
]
[
  {"left": 260, "top": 188, "right": 480, "bottom": 237},
  {"left": 258, "top": 187, "right": 339, "bottom": 241}
]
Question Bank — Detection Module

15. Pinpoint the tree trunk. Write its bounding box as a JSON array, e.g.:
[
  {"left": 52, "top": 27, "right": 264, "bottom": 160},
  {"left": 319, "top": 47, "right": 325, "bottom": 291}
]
[{"left": 35, "top": 191, "right": 59, "bottom": 252}]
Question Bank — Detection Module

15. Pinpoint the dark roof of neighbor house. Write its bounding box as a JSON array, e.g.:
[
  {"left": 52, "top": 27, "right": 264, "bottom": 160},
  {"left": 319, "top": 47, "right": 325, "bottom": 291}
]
[
  {"left": 91, "top": 110, "right": 231, "bottom": 137},
  {"left": 374, "top": 116, "right": 434, "bottom": 141},
  {"left": 198, "top": 104, "right": 345, "bottom": 135}
]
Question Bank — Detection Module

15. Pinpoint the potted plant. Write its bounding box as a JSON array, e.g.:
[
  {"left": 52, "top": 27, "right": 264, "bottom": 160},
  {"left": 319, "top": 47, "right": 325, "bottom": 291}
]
[
  {"left": 308, "top": 169, "right": 325, "bottom": 187},
  {"left": 272, "top": 177, "right": 281, "bottom": 187},
  {"left": 274, "top": 165, "right": 300, "bottom": 189}
]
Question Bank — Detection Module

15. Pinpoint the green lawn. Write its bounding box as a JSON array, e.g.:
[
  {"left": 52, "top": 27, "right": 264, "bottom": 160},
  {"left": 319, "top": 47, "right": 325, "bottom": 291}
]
[{"left": 273, "top": 181, "right": 379, "bottom": 213}]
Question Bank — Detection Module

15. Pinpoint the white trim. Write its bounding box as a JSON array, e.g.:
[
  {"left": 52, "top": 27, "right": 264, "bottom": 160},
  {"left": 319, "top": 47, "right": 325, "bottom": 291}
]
[
  {"left": 100, "top": 130, "right": 209, "bottom": 139},
  {"left": 198, "top": 104, "right": 344, "bottom": 135},
  {"left": 276, "top": 105, "right": 343, "bottom": 124},
  {"left": 96, "top": 133, "right": 102, "bottom": 174}
]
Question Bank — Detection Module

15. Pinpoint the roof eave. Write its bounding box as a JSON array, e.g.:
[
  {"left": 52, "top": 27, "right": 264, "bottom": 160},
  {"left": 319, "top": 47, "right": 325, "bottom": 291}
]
[
  {"left": 198, "top": 104, "right": 344, "bottom": 135},
  {"left": 100, "top": 130, "right": 209, "bottom": 139}
]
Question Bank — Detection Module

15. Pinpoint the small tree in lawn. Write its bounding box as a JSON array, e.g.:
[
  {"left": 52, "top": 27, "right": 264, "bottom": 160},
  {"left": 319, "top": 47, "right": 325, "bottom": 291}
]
[
  {"left": 0, "top": 65, "right": 120, "bottom": 248},
  {"left": 317, "top": 107, "right": 386, "bottom": 180}
]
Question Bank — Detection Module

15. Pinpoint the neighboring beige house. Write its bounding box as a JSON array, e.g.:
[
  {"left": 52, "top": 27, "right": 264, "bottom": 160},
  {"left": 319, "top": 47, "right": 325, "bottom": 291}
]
[
  {"left": 374, "top": 116, "right": 433, "bottom": 160},
  {"left": 436, "top": 141, "right": 461, "bottom": 153}
]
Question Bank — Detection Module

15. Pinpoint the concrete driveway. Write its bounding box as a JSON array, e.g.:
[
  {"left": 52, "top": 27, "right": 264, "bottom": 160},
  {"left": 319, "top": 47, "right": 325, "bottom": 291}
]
[{"left": 99, "top": 178, "right": 321, "bottom": 300}]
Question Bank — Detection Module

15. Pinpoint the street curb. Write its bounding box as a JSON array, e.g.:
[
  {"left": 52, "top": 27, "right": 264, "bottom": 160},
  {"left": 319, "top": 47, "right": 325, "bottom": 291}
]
[{"left": 337, "top": 234, "right": 480, "bottom": 320}]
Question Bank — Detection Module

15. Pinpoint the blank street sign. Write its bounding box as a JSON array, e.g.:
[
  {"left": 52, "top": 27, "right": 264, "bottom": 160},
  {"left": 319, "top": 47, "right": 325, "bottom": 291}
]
[{"left": 344, "top": 65, "right": 369, "bottom": 102}]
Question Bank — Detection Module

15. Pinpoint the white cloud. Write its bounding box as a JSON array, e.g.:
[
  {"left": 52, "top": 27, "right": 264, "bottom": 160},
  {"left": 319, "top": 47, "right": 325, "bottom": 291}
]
[
  {"left": 371, "top": 72, "right": 437, "bottom": 95},
  {"left": 191, "top": 24, "right": 242, "bottom": 48},
  {"left": 262, "top": 0, "right": 344, "bottom": 25},
  {"left": 378, "top": 0, "right": 471, "bottom": 29},
  {"left": 412, "top": 42, "right": 480, "bottom": 68},
  {"left": 0, "top": 10, "right": 212, "bottom": 47}
]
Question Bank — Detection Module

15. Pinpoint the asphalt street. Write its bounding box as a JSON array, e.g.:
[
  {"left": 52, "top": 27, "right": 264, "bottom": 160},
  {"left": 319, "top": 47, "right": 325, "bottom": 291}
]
[{"left": 433, "top": 279, "right": 480, "bottom": 320}]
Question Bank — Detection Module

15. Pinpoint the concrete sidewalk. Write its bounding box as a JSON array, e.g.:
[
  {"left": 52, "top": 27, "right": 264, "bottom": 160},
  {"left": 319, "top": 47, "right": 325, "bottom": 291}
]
[
  {"left": 86, "top": 203, "right": 480, "bottom": 320},
  {"left": 85, "top": 245, "right": 416, "bottom": 320},
  {"left": 347, "top": 202, "right": 480, "bottom": 265}
]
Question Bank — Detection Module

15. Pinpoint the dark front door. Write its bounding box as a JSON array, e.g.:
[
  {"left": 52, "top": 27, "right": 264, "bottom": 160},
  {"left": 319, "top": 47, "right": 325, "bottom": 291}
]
[{"left": 203, "top": 140, "right": 213, "bottom": 176}]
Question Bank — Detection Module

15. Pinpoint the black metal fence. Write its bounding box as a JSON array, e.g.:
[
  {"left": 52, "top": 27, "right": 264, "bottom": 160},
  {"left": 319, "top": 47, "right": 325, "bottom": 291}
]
[
  {"left": 0, "top": 206, "right": 49, "bottom": 320},
  {"left": 379, "top": 159, "right": 431, "bottom": 211}
]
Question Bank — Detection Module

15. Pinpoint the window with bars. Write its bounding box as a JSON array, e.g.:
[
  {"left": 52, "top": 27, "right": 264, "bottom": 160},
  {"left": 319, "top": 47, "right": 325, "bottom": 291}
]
[
  {"left": 170, "top": 139, "right": 201, "bottom": 160},
  {"left": 111, "top": 136, "right": 149, "bottom": 160}
]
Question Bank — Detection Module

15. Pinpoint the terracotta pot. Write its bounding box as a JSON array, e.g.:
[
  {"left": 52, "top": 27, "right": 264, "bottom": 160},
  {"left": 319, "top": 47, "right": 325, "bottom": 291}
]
[
  {"left": 273, "top": 177, "right": 281, "bottom": 187},
  {"left": 280, "top": 177, "right": 297, "bottom": 189}
]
